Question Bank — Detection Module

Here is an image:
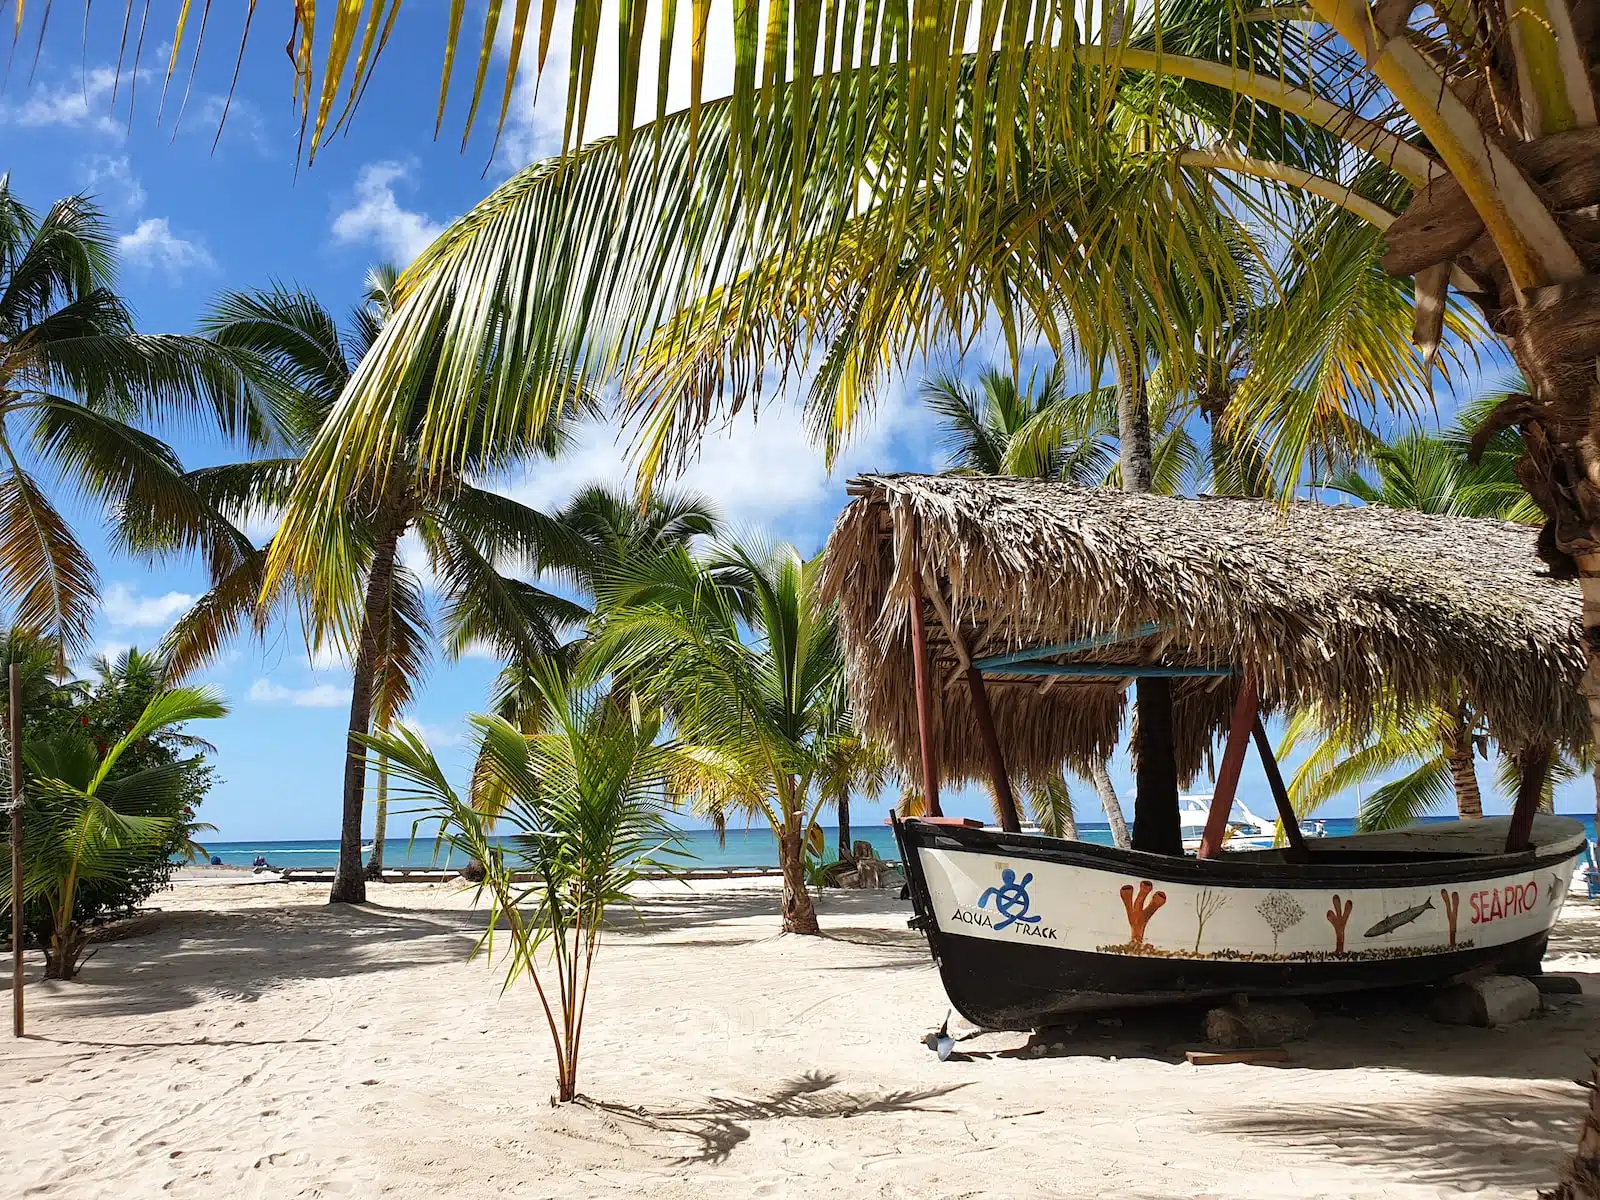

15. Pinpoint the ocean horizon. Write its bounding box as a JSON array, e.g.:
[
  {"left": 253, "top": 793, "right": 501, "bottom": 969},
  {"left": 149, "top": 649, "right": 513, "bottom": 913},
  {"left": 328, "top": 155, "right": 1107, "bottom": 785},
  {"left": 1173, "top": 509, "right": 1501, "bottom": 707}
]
[{"left": 192, "top": 812, "right": 1600, "bottom": 870}]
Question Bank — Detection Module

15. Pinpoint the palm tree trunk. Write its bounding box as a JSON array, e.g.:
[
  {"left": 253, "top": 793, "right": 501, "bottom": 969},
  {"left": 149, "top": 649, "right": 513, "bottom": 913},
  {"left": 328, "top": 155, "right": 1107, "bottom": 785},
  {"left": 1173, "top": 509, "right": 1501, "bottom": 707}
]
[
  {"left": 835, "top": 790, "right": 851, "bottom": 861},
  {"left": 779, "top": 808, "right": 820, "bottom": 935},
  {"left": 1443, "top": 701, "right": 1483, "bottom": 820},
  {"left": 365, "top": 751, "right": 389, "bottom": 880},
  {"left": 330, "top": 521, "right": 402, "bottom": 905},
  {"left": 1091, "top": 759, "right": 1132, "bottom": 849},
  {"left": 1116, "top": 351, "right": 1180, "bottom": 853},
  {"left": 1116, "top": 356, "right": 1153, "bottom": 493}
]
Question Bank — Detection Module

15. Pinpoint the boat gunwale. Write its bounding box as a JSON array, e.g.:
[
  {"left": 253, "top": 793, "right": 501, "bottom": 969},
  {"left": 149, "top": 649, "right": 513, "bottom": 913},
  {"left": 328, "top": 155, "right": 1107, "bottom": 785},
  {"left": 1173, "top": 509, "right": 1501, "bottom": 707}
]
[{"left": 895, "top": 816, "right": 1587, "bottom": 890}]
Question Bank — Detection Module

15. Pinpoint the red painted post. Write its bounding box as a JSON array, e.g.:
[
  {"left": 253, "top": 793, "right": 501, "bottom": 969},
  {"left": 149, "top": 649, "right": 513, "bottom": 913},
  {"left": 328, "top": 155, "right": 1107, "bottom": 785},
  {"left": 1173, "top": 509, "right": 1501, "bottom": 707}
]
[
  {"left": 966, "top": 666, "right": 1022, "bottom": 833},
  {"left": 1198, "top": 676, "right": 1259, "bottom": 859},
  {"left": 908, "top": 548, "right": 943, "bottom": 817}
]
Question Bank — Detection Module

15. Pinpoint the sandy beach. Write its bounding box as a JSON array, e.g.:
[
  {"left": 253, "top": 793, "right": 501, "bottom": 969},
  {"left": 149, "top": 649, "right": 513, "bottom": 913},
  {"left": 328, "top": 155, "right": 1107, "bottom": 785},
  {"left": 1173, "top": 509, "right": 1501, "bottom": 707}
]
[{"left": 5, "top": 878, "right": 1600, "bottom": 1198}]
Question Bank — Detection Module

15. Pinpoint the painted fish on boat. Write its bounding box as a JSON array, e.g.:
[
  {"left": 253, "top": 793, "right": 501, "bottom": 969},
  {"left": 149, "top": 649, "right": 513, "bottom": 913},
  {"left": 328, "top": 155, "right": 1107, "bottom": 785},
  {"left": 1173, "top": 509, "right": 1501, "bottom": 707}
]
[{"left": 1363, "top": 897, "right": 1434, "bottom": 939}]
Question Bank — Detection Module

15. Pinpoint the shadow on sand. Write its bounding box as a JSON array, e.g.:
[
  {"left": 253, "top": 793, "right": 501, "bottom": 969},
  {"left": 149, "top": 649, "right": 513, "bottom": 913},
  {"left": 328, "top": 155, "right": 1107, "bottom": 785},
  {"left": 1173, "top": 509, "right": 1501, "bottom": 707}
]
[
  {"left": 580, "top": 1070, "right": 970, "bottom": 1164},
  {"left": 3, "top": 904, "right": 483, "bottom": 1022}
]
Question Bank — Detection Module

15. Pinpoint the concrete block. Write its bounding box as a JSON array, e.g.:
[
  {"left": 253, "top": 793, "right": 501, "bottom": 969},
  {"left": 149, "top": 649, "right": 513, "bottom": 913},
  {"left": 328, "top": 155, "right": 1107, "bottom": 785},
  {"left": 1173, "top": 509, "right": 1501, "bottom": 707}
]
[
  {"left": 1204, "top": 1000, "right": 1314, "bottom": 1048},
  {"left": 1429, "top": 975, "right": 1540, "bottom": 1027}
]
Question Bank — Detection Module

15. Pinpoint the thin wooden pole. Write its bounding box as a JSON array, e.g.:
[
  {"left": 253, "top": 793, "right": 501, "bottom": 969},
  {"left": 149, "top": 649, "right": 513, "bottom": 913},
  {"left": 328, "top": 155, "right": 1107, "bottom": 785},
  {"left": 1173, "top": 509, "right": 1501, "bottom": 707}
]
[
  {"left": 908, "top": 547, "right": 942, "bottom": 817},
  {"left": 1198, "top": 677, "right": 1259, "bottom": 859},
  {"left": 11, "top": 663, "right": 22, "bottom": 1037},
  {"left": 965, "top": 667, "right": 1022, "bottom": 833},
  {"left": 1506, "top": 742, "right": 1551, "bottom": 853},
  {"left": 1252, "top": 717, "right": 1306, "bottom": 854}
]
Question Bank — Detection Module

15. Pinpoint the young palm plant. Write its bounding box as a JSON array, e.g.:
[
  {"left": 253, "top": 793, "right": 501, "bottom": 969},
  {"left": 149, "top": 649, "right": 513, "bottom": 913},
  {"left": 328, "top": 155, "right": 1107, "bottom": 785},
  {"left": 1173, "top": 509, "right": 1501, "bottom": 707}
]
[
  {"left": 163, "top": 271, "right": 589, "bottom": 904},
  {"left": 363, "top": 660, "right": 679, "bottom": 1103},
  {"left": 2, "top": 685, "right": 227, "bottom": 979},
  {"left": 595, "top": 539, "right": 848, "bottom": 934}
]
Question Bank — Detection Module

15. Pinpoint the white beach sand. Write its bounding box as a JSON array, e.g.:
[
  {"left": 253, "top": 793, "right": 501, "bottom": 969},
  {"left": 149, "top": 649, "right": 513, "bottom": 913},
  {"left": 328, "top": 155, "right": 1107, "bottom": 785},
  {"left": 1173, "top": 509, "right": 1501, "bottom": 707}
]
[{"left": 5, "top": 877, "right": 1600, "bottom": 1198}]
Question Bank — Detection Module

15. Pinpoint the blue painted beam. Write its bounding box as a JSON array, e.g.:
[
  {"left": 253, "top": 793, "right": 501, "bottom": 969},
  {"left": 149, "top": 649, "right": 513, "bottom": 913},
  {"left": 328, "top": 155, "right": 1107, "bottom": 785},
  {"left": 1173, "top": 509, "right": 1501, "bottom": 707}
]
[
  {"left": 972, "top": 623, "right": 1168, "bottom": 671},
  {"left": 981, "top": 664, "right": 1234, "bottom": 679}
]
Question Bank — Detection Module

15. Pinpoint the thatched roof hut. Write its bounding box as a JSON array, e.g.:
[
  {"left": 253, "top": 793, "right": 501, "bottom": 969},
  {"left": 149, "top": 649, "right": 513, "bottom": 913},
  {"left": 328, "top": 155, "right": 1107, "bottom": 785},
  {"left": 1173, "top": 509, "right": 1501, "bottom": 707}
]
[{"left": 822, "top": 474, "right": 1587, "bottom": 790}]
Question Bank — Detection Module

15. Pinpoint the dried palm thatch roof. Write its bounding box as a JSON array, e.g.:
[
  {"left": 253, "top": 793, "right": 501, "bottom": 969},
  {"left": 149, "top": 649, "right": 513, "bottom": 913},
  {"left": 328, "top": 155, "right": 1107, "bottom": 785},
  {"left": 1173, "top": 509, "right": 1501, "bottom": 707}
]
[{"left": 821, "top": 474, "right": 1587, "bottom": 788}]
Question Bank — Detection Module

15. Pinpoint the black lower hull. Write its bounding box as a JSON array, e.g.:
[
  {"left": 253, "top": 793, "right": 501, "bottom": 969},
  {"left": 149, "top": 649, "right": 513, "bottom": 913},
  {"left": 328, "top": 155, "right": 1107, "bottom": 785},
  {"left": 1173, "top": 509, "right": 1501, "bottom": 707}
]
[{"left": 931, "top": 928, "right": 1552, "bottom": 1029}]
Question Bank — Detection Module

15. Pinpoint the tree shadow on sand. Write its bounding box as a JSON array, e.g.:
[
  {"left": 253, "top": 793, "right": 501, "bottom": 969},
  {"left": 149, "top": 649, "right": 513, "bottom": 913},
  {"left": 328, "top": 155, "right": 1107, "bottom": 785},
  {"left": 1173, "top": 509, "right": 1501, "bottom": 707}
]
[
  {"left": 6, "top": 905, "right": 483, "bottom": 1021},
  {"left": 580, "top": 1070, "right": 970, "bottom": 1165},
  {"left": 1206, "top": 1086, "right": 1586, "bottom": 1194}
]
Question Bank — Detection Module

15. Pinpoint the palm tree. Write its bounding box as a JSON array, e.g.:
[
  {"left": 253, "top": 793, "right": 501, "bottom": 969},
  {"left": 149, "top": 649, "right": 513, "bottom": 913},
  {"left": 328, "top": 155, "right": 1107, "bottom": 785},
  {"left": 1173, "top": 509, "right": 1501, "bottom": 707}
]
[
  {"left": 0, "top": 180, "right": 256, "bottom": 661},
  {"left": 2, "top": 685, "right": 227, "bottom": 978},
  {"left": 363, "top": 658, "right": 680, "bottom": 1102},
  {"left": 1283, "top": 422, "right": 1543, "bottom": 830},
  {"left": 815, "top": 732, "right": 893, "bottom": 861},
  {"left": 595, "top": 539, "right": 849, "bottom": 934},
  {"left": 164, "top": 272, "right": 589, "bottom": 904}
]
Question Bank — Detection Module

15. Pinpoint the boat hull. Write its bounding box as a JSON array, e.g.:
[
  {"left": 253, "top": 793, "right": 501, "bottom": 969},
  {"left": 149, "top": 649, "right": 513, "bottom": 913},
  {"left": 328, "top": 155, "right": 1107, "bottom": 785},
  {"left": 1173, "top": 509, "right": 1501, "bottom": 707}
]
[{"left": 893, "top": 815, "right": 1584, "bottom": 1030}]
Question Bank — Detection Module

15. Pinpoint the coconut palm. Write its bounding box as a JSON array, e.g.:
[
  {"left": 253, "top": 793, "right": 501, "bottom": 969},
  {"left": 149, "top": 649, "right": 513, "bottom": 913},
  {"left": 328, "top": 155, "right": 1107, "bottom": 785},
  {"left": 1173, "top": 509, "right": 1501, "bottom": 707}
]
[
  {"left": 815, "top": 731, "right": 893, "bottom": 861},
  {"left": 0, "top": 181, "right": 258, "bottom": 660},
  {"left": 363, "top": 657, "right": 680, "bottom": 1102},
  {"left": 594, "top": 539, "right": 848, "bottom": 934},
  {"left": 1282, "top": 422, "right": 1543, "bottom": 830},
  {"left": 1, "top": 684, "right": 227, "bottom": 978},
  {"left": 161, "top": 272, "right": 589, "bottom": 904}
]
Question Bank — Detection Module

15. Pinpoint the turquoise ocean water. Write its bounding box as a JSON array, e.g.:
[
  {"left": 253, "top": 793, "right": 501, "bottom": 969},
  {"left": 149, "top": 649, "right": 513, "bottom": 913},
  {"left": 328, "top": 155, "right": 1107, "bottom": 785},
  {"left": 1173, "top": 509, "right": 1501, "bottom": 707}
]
[{"left": 196, "top": 814, "right": 1600, "bottom": 870}]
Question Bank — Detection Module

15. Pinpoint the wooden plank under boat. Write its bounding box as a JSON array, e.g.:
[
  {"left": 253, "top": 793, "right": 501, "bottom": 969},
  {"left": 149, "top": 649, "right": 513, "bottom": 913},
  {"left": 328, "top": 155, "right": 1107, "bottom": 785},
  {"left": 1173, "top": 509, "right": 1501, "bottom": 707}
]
[{"left": 894, "top": 814, "right": 1586, "bottom": 1030}]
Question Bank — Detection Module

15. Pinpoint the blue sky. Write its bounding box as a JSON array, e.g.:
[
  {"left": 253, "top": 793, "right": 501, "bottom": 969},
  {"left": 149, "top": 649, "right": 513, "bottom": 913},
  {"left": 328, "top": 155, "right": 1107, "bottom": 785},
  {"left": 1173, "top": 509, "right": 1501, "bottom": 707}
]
[{"left": 2, "top": 8, "right": 1576, "bottom": 840}]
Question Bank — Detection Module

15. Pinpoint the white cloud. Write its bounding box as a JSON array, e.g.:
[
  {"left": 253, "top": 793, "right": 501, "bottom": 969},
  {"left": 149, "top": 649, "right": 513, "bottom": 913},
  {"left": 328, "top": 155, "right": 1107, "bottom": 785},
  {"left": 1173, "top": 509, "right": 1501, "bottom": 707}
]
[
  {"left": 498, "top": 379, "right": 922, "bottom": 547},
  {"left": 307, "top": 642, "right": 353, "bottom": 672},
  {"left": 101, "top": 582, "right": 195, "bottom": 629},
  {"left": 398, "top": 716, "right": 465, "bottom": 749},
  {"left": 495, "top": 0, "right": 738, "bottom": 167},
  {"left": 331, "top": 161, "right": 446, "bottom": 266},
  {"left": 118, "top": 217, "right": 216, "bottom": 278},
  {"left": 249, "top": 678, "right": 351, "bottom": 708},
  {"left": 82, "top": 154, "right": 145, "bottom": 212},
  {"left": 2, "top": 66, "right": 127, "bottom": 135}
]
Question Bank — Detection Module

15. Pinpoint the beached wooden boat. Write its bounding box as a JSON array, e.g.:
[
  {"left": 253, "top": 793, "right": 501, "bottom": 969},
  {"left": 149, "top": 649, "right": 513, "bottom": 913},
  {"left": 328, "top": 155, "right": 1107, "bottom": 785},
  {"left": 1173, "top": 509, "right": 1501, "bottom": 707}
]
[
  {"left": 823, "top": 476, "right": 1591, "bottom": 1028},
  {"left": 895, "top": 814, "right": 1585, "bottom": 1027}
]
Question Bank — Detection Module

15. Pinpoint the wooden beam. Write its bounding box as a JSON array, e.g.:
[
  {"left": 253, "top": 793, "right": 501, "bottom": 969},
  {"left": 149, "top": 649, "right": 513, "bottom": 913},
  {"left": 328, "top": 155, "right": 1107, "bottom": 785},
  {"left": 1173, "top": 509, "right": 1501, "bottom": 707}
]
[
  {"left": 982, "top": 664, "right": 1234, "bottom": 679},
  {"left": 1132, "top": 677, "right": 1184, "bottom": 855},
  {"left": 908, "top": 545, "right": 943, "bottom": 818},
  {"left": 1506, "top": 742, "right": 1551, "bottom": 853},
  {"left": 1252, "top": 717, "right": 1306, "bottom": 854},
  {"left": 966, "top": 666, "right": 1022, "bottom": 833},
  {"left": 972, "top": 624, "right": 1167, "bottom": 670},
  {"left": 1199, "top": 677, "right": 1259, "bottom": 859}
]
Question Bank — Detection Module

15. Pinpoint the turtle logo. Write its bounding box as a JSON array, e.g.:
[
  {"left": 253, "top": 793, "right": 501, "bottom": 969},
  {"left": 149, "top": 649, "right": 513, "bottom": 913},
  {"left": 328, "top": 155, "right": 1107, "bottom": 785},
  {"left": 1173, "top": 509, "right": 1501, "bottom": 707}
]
[{"left": 978, "top": 868, "right": 1041, "bottom": 931}]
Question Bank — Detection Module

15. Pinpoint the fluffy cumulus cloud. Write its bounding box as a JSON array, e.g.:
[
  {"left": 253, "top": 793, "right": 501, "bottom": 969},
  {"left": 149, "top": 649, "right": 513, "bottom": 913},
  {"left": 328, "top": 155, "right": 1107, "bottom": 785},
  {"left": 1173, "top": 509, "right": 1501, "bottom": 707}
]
[
  {"left": 81, "top": 154, "right": 145, "bottom": 212},
  {"left": 248, "top": 679, "right": 351, "bottom": 709},
  {"left": 1, "top": 67, "right": 128, "bottom": 135},
  {"left": 118, "top": 217, "right": 216, "bottom": 278},
  {"left": 100, "top": 582, "right": 195, "bottom": 629},
  {"left": 500, "top": 376, "right": 929, "bottom": 551},
  {"left": 494, "top": 0, "right": 738, "bottom": 167},
  {"left": 331, "top": 161, "right": 446, "bottom": 266}
]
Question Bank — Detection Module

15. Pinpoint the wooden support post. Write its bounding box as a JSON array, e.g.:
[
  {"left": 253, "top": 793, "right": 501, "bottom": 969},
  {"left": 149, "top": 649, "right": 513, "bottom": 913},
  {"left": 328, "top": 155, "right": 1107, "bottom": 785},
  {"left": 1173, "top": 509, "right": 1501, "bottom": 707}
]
[
  {"left": 908, "top": 551, "right": 943, "bottom": 818},
  {"left": 10, "top": 663, "right": 22, "bottom": 1037},
  {"left": 966, "top": 666, "right": 1022, "bottom": 833},
  {"left": 1252, "top": 717, "right": 1306, "bottom": 854},
  {"left": 1132, "top": 677, "right": 1183, "bottom": 855},
  {"left": 1506, "top": 742, "right": 1551, "bottom": 854},
  {"left": 1199, "top": 677, "right": 1259, "bottom": 859}
]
